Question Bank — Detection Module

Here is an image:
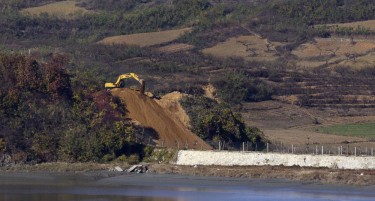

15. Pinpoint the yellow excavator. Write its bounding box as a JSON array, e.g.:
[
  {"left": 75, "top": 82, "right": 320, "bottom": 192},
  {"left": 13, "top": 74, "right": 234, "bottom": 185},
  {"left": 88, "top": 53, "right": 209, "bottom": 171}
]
[{"left": 105, "top": 73, "right": 145, "bottom": 94}]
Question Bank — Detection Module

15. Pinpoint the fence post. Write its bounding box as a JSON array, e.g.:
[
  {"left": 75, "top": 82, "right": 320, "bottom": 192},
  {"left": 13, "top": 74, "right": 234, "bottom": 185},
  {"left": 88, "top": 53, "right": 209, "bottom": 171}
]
[
  {"left": 243, "top": 142, "right": 245, "bottom": 152},
  {"left": 219, "top": 141, "right": 221, "bottom": 151},
  {"left": 316, "top": 146, "right": 318, "bottom": 155},
  {"left": 292, "top": 144, "right": 294, "bottom": 154},
  {"left": 355, "top": 147, "right": 357, "bottom": 157},
  {"left": 322, "top": 146, "right": 324, "bottom": 155},
  {"left": 267, "top": 143, "right": 269, "bottom": 153}
]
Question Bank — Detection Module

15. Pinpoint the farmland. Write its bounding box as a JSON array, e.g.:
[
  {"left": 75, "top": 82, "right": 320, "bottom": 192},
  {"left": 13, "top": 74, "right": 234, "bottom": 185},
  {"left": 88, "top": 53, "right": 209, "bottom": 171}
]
[{"left": 202, "top": 35, "right": 282, "bottom": 62}]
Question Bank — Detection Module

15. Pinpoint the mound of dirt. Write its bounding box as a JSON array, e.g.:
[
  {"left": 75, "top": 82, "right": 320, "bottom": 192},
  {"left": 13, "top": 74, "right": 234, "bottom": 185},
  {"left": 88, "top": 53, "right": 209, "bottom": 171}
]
[
  {"left": 110, "top": 89, "right": 211, "bottom": 150},
  {"left": 155, "top": 91, "right": 191, "bottom": 129}
]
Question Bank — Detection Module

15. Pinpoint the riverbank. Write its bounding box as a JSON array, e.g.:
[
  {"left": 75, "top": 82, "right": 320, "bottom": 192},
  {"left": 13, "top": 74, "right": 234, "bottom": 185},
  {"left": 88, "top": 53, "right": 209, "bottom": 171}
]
[{"left": 1, "top": 162, "right": 375, "bottom": 186}]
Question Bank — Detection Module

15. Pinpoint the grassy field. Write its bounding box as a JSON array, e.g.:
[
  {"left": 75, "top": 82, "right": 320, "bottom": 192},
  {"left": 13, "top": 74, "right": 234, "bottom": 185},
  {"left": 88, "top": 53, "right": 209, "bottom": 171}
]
[
  {"left": 98, "top": 28, "right": 192, "bottom": 47},
  {"left": 312, "top": 123, "right": 375, "bottom": 137},
  {"left": 20, "top": 1, "right": 91, "bottom": 19}
]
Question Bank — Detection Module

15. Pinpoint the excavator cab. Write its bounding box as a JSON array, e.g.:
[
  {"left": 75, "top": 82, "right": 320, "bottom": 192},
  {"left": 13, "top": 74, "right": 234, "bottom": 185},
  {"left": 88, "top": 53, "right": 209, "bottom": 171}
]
[{"left": 105, "top": 73, "right": 145, "bottom": 94}]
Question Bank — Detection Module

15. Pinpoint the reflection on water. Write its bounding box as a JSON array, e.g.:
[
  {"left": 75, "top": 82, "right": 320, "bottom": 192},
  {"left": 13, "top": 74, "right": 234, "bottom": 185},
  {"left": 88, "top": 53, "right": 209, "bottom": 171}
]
[{"left": 1, "top": 173, "right": 375, "bottom": 201}]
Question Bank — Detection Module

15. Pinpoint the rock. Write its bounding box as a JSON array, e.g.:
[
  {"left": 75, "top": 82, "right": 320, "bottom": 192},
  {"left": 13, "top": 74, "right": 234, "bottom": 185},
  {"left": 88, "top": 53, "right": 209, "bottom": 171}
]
[
  {"left": 0, "top": 154, "right": 12, "bottom": 167},
  {"left": 114, "top": 166, "right": 123, "bottom": 172},
  {"left": 127, "top": 165, "right": 148, "bottom": 173}
]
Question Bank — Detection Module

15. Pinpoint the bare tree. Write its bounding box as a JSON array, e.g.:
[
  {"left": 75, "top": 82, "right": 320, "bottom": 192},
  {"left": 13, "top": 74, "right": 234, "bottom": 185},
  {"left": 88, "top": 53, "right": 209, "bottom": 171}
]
[{"left": 238, "top": 41, "right": 257, "bottom": 56}]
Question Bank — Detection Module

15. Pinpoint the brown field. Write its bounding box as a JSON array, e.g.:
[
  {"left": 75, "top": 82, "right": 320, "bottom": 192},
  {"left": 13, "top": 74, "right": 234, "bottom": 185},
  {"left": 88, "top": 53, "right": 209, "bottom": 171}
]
[
  {"left": 20, "top": 1, "right": 91, "bottom": 19},
  {"left": 292, "top": 37, "right": 375, "bottom": 69},
  {"left": 98, "top": 28, "right": 192, "bottom": 47},
  {"left": 202, "top": 35, "right": 282, "bottom": 62},
  {"left": 324, "top": 19, "right": 375, "bottom": 31}
]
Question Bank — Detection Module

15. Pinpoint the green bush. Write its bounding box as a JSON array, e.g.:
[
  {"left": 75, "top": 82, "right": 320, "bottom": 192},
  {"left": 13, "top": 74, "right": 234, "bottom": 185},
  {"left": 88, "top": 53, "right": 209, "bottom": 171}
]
[
  {"left": 213, "top": 72, "right": 273, "bottom": 105},
  {"left": 180, "top": 95, "right": 265, "bottom": 149}
]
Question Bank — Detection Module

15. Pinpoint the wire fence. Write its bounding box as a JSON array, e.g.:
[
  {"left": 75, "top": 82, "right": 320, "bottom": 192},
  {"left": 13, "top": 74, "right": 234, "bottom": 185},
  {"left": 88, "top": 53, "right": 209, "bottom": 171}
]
[
  {"left": 149, "top": 137, "right": 375, "bottom": 157},
  {"left": 214, "top": 141, "right": 375, "bottom": 157}
]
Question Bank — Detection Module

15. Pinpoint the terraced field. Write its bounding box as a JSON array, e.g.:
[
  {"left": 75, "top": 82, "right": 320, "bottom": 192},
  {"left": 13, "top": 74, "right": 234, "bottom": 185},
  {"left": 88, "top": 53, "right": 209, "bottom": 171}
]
[
  {"left": 271, "top": 70, "right": 375, "bottom": 109},
  {"left": 292, "top": 37, "right": 375, "bottom": 69},
  {"left": 20, "top": 1, "right": 91, "bottom": 19}
]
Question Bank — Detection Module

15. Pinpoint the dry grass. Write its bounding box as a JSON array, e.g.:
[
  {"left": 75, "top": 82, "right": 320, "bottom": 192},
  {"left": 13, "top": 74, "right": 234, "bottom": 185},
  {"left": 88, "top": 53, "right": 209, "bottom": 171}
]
[
  {"left": 98, "top": 28, "right": 192, "bottom": 47},
  {"left": 292, "top": 37, "right": 375, "bottom": 69},
  {"left": 20, "top": 1, "right": 91, "bottom": 19},
  {"left": 202, "top": 35, "right": 282, "bottom": 62},
  {"left": 325, "top": 19, "right": 375, "bottom": 31},
  {"left": 263, "top": 129, "right": 370, "bottom": 146}
]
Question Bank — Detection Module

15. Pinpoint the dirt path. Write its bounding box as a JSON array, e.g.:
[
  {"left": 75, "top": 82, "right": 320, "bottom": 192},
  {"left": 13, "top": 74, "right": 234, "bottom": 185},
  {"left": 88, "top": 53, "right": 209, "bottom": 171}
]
[{"left": 110, "top": 89, "right": 211, "bottom": 150}]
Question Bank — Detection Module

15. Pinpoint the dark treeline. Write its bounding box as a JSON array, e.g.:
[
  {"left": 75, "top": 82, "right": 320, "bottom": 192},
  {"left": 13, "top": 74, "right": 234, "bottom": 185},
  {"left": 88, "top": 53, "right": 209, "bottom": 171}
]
[
  {"left": 0, "top": 53, "right": 148, "bottom": 163},
  {"left": 0, "top": 0, "right": 212, "bottom": 41}
]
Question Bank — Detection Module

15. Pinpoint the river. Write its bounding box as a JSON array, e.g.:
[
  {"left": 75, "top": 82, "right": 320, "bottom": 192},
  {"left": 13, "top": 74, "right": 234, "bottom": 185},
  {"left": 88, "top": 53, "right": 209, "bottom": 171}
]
[{"left": 1, "top": 172, "right": 374, "bottom": 201}]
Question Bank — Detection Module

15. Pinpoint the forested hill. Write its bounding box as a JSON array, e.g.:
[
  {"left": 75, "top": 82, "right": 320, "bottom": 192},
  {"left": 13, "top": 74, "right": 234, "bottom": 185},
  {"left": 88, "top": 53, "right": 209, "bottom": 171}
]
[{"left": 2, "top": 0, "right": 375, "bottom": 165}]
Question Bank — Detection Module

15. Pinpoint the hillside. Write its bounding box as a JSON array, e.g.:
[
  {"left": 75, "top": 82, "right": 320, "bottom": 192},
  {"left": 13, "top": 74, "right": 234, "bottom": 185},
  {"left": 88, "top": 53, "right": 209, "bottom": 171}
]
[{"left": 2, "top": 0, "right": 375, "bottom": 163}]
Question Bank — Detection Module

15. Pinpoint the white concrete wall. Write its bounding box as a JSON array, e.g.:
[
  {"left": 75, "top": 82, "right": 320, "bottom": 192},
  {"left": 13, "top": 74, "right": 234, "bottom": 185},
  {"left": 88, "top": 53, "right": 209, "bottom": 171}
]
[{"left": 177, "top": 150, "right": 375, "bottom": 170}]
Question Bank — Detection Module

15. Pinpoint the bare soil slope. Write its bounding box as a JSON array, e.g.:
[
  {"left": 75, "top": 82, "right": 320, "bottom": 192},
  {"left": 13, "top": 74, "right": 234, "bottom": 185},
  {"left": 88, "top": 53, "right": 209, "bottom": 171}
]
[{"left": 111, "top": 89, "right": 211, "bottom": 150}]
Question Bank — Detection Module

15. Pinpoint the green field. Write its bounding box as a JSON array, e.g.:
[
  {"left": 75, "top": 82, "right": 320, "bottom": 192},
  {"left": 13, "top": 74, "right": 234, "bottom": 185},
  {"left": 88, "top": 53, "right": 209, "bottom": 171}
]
[{"left": 312, "top": 123, "right": 375, "bottom": 137}]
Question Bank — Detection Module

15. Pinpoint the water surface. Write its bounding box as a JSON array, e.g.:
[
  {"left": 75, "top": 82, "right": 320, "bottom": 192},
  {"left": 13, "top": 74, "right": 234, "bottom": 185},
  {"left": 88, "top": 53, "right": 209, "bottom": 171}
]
[{"left": 1, "top": 172, "right": 374, "bottom": 201}]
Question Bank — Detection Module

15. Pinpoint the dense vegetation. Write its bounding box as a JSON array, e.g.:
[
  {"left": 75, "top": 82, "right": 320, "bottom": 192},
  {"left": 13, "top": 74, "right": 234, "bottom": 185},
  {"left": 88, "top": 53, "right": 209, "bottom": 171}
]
[
  {"left": 0, "top": 53, "right": 148, "bottom": 163},
  {"left": 181, "top": 95, "right": 265, "bottom": 149}
]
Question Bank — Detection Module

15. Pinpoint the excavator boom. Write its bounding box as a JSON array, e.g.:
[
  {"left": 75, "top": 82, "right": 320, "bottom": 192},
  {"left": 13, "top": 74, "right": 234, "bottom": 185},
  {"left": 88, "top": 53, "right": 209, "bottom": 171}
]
[{"left": 105, "top": 73, "right": 145, "bottom": 94}]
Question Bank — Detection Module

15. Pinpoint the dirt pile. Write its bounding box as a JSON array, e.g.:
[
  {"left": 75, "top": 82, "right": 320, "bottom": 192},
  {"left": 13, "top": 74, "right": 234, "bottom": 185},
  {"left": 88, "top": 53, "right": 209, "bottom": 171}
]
[
  {"left": 155, "top": 91, "right": 191, "bottom": 129},
  {"left": 110, "top": 89, "right": 211, "bottom": 150}
]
